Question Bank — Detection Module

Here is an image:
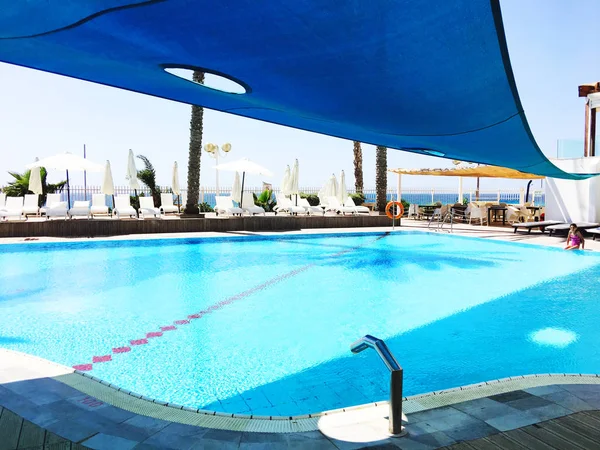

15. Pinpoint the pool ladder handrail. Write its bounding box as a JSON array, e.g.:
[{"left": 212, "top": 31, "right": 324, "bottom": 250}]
[{"left": 350, "top": 335, "right": 406, "bottom": 436}]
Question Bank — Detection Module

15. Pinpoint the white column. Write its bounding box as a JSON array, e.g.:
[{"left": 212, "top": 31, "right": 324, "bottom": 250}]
[
  {"left": 458, "top": 177, "right": 463, "bottom": 203},
  {"left": 431, "top": 188, "right": 434, "bottom": 204},
  {"left": 519, "top": 188, "right": 524, "bottom": 205},
  {"left": 215, "top": 150, "right": 220, "bottom": 196},
  {"left": 396, "top": 173, "right": 402, "bottom": 202},
  {"left": 497, "top": 189, "right": 501, "bottom": 202}
]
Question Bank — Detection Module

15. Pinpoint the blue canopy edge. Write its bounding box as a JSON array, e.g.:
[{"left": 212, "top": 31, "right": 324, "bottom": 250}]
[{"left": 0, "top": 0, "right": 594, "bottom": 180}]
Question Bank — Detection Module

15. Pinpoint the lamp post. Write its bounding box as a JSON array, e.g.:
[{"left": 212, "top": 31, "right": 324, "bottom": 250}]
[{"left": 204, "top": 143, "right": 232, "bottom": 196}]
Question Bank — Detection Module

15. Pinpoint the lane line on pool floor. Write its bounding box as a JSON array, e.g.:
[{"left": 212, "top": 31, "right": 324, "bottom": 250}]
[{"left": 72, "top": 233, "right": 389, "bottom": 372}]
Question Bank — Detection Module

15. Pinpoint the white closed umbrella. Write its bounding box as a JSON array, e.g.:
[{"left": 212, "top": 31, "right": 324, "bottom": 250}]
[
  {"left": 126, "top": 149, "right": 140, "bottom": 192},
  {"left": 281, "top": 165, "right": 292, "bottom": 196},
  {"left": 290, "top": 159, "right": 300, "bottom": 205},
  {"left": 29, "top": 160, "right": 43, "bottom": 195},
  {"left": 231, "top": 171, "right": 242, "bottom": 203},
  {"left": 172, "top": 161, "right": 181, "bottom": 212},
  {"left": 338, "top": 170, "right": 348, "bottom": 204},
  {"left": 102, "top": 160, "right": 115, "bottom": 210},
  {"left": 329, "top": 174, "right": 339, "bottom": 199},
  {"left": 214, "top": 158, "right": 273, "bottom": 208},
  {"left": 27, "top": 152, "right": 103, "bottom": 208}
]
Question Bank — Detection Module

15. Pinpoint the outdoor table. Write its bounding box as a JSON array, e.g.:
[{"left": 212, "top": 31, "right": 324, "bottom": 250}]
[{"left": 487, "top": 206, "right": 507, "bottom": 225}]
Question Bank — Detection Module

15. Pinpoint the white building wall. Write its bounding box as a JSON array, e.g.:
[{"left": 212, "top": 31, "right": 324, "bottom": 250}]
[{"left": 545, "top": 157, "right": 600, "bottom": 223}]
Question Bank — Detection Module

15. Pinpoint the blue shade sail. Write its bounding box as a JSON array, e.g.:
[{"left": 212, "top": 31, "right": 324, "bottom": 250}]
[{"left": 0, "top": 0, "right": 592, "bottom": 179}]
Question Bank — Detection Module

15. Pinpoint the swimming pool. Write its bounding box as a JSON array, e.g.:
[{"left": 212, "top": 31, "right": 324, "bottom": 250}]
[{"left": 1, "top": 231, "right": 599, "bottom": 416}]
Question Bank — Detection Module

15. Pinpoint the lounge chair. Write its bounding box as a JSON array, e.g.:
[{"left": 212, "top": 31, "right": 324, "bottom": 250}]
[
  {"left": 345, "top": 196, "right": 370, "bottom": 214},
  {"left": 114, "top": 195, "right": 138, "bottom": 219},
  {"left": 297, "top": 197, "right": 324, "bottom": 215},
  {"left": 274, "top": 194, "right": 306, "bottom": 215},
  {"left": 68, "top": 200, "right": 91, "bottom": 219},
  {"left": 139, "top": 196, "right": 161, "bottom": 219},
  {"left": 511, "top": 220, "right": 563, "bottom": 234},
  {"left": 214, "top": 196, "right": 243, "bottom": 216},
  {"left": 90, "top": 194, "right": 110, "bottom": 217},
  {"left": 589, "top": 228, "right": 600, "bottom": 241},
  {"left": 41, "top": 194, "right": 68, "bottom": 220},
  {"left": 22, "top": 194, "right": 40, "bottom": 217},
  {"left": 325, "top": 196, "right": 356, "bottom": 215},
  {"left": 0, "top": 196, "right": 24, "bottom": 221},
  {"left": 241, "top": 192, "right": 266, "bottom": 216},
  {"left": 546, "top": 222, "right": 600, "bottom": 237},
  {"left": 160, "top": 193, "right": 179, "bottom": 215}
]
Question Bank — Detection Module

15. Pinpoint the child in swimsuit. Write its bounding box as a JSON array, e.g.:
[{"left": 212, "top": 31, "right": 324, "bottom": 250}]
[{"left": 565, "top": 224, "right": 585, "bottom": 250}]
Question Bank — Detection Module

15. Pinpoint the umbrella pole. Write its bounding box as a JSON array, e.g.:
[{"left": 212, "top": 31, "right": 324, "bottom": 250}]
[
  {"left": 134, "top": 189, "right": 139, "bottom": 218},
  {"left": 83, "top": 144, "right": 87, "bottom": 202},
  {"left": 111, "top": 195, "right": 115, "bottom": 217},
  {"left": 66, "top": 169, "right": 71, "bottom": 209},
  {"left": 240, "top": 172, "right": 246, "bottom": 209},
  {"left": 178, "top": 194, "right": 181, "bottom": 213}
]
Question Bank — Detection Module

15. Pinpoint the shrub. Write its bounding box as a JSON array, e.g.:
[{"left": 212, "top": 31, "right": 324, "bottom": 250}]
[
  {"left": 300, "top": 193, "right": 320, "bottom": 206},
  {"left": 198, "top": 202, "right": 213, "bottom": 212},
  {"left": 254, "top": 190, "right": 276, "bottom": 212},
  {"left": 350, "top": 193, "right": 366, "bottom": 205},
  {"left": 400, "top": 199, "right": 410, "bottom": 212}
]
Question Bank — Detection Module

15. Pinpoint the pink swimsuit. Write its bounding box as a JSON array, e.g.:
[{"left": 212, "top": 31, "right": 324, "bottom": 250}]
[{"left": 569, "top": 234, "right": 581, "bottom": 246}]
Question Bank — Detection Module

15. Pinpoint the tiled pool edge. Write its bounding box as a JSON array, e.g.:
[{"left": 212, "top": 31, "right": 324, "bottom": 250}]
[{"left": 4, "top": 351, "right": 600, "bottom": 434}]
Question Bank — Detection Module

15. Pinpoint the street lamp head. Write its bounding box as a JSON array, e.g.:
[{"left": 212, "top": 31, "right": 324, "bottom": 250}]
[
  {"left": 222, "top": 143, "right": 232, "bottom": 153},
  {"left": 204, "top": 143, "right": 216, "bottom": 153}
]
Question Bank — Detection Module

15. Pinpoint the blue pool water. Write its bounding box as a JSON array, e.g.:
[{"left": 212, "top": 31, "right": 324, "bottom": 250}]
[{"left": 1, "top": 231, "right": 599, "bottom": 416}]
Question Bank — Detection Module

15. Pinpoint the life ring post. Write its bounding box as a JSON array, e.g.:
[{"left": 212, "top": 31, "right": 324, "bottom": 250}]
[{"left": 385, "top": 201, "right": 404, "bottom": 228}]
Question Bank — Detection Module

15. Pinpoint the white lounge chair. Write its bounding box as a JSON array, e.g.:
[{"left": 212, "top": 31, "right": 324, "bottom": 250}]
[
  {"left": 41, "top": 194, "right": 60, "bottom": 216},
  {"left": 68, "top": 200, "right": 91, "bottom": 219},
  {"left": 297, "top": 197, "right": 323, "bottom": 215},
  {"left": 345, "top": 196, "right": 370, "bottom": 214},
  {"left": 273, "top": 194, "right": 305, "bottom": 215},
  {"left": 139, "top": 196, "right": 161, "bottom": 219},
  {"left": 90, "top": 194, "right": 109, "bottom": 217},
  {"left": 22, "top": 194, "right": 40, "bottom": 217},
  {"left": 326, "top": 196, "right": 356, "bottom": 215},
  {"left": 0, "top": 196, "right": 25, "bottom": 221},
  {"left": 214, "top": 196, "right": 243, "bottom": 216},
  {"left": 41, "top": 194, "right": 68, "bottom": 220},
  {"left": 160, "top": 193, "right": 179, "bottom": 215},
  {"left": 241, "top": 192, "right": 266, "bottom": 216},
  {"left": 114, "top": 195, "right": 138, "bottom": 219}
]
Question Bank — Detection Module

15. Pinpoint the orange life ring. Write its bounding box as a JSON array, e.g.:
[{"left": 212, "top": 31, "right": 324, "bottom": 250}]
[{"left": 385, "top": 201, "right": 404, "bottom": 219}]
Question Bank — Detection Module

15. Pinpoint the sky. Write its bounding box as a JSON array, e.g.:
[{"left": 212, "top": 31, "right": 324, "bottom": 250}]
[{"left": 0, "top": 0, "right": 598, "bottom": 194}]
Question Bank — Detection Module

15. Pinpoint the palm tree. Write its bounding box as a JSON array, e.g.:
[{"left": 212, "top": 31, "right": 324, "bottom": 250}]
[
  {"left": 185, "top": 71, "right": 205, "bottom": 215},
  {"left": 353, "top": 141, "right": 363, "bottom": 194},
  {"left": 136, "top": 154, "right": 161, "bottom": 206},
  {"left": 375, "top": 145, "right": 387, "bottom": 211},
  {"left": 2, "top": 169, "right": 66, "bottom": 205}
]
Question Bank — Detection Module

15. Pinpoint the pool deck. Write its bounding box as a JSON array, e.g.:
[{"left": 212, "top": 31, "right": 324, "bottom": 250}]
[{"left": 1, "top": 221, "right": 599, "bottom": 449}]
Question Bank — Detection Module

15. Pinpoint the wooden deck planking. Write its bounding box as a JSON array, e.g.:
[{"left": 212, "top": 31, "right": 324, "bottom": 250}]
[
  {"left": 445, "top": 411, "right": 600, "bottom": 449},
  {"left": 16, "top": 420, "right": 45, "bottom": 449},
  {"left": 0, "top": 408, "right": 23, "bottom": 450}
]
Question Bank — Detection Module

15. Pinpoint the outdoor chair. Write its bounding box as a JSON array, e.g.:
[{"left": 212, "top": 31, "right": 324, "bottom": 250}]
[
  {"left": 22, "top": 194, "right": 40, "bottom": 217},
  {"left": 345, "top": 196, "right": 370, "bottom": 214},
  {"left": 139, "top": 196, "right": 161, "bottom": 219},
  {"left": 68, "top": 200, "right": 91, "bottom": 219},
  {"left": 273, "top": 194, "right": 306, "bottom": 215},
  {"left": 42, "top": 194, "right": 68, "bottom": 220},
  {"left": 468, "top": 203, "right": 487, "bottom": 225},
  {"left": 214, "top": 196, "right": 243, "bottom": 217},
  {"left": 90, "top": 194, "right": 110, "bottom": 218},
  {"left": 0, "top": 196, "right": 25, "bottom": 221},
  {"left": 297, "top": 197, "right": 323, "bottom": 215},
  {"left": 241, "top": 192, "right": 266, "bottom": 216},
  {"left": 326, "top": 196, "right": 356, "bottom": 215},
  {"left": 408, "top": 204, "right": 421, "bottom": 219},
  {"left": 113, "top": 195, "right": 138, "bottom": 219},
  {"left": 159, "top": 193, "right": 179, "bottom": 215}
]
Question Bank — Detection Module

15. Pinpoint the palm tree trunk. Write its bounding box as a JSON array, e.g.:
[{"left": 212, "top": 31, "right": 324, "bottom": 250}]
[
  {"left": 375, "top": 145, "right": 387, "bottom": 212},
  {"left": 353, "top": 141, "right": 363, "bottom": 194},
  {"left": 185, "top": 71, "right": 205, "bottom": 215}
]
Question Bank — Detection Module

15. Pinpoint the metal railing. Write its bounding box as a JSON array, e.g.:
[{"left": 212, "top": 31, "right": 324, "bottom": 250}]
[
  {"left": 351, "top": 335, "right": 406, "bottom": 436},
  {"left": 53, "top": 186, "right": 545, "bottom": 209}
]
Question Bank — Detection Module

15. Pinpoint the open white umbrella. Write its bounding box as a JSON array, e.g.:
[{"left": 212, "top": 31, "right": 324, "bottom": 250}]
[
  {"left": 214, "top": 158, "right": 273, "bottom": 208},
  {"left": 26, "top": 152, "right": 103, "bottom": 207},
  {"left": 126, "top": 149, "right": 140, "bottom": 192},
  {"left": 338, "top": 170, "right": 348, "bottom": 204},
  {"left": 28, "top": 160, "right": 43, "bottom": 196},
  {"left": 281, "top": 165, "right": 292, "bottom": 196},
  {"left": 172, "top": 161, "right": 181, "bottom": 212},
  {"left": 290, "top": 159, "right": 300, "bottom": 205},
  {"left": 231, "top": 171, "right": 242, "bottom": 203}
]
